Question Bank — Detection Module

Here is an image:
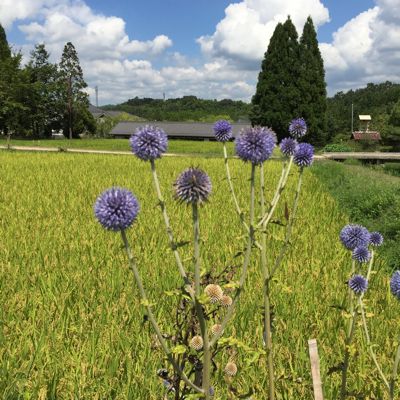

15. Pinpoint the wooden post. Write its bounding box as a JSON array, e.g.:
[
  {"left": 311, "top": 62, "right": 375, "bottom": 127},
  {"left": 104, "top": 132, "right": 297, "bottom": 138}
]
[{"left": 308, "top": 339, "right": 324, "bottom": 400}]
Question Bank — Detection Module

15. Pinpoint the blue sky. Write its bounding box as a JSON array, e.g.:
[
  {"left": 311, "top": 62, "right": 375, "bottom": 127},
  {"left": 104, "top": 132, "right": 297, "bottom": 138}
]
[{"left": 1, "top": 0, "right": 398, "bottom": 105}]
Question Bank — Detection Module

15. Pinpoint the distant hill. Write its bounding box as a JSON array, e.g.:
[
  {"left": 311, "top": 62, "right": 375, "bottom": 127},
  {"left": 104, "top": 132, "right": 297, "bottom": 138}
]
[
  {"left": 102, "top": 96, "right": 251, "bottom": 123},
  {"left": 327, "top": 81, "right": 400, "bottom": 140}
]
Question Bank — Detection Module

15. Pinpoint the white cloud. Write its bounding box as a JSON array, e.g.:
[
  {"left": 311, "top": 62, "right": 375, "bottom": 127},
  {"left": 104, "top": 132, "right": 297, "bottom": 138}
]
[
  {"left": 197, "top": 0, "right": 329, "bottom": 68},
  {"left": 320, "top": 1, "right": 400, "bottom": 94}
]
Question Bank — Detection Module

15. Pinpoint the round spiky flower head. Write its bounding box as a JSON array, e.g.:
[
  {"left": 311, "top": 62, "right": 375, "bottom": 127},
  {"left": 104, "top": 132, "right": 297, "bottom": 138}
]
[
  {"left": 352, "top": 246, "right": 372, "bottom": 263},
  {"left": 94, "top": 187, "right": 139, "bottom": 231},
  {"left": 370, "top": 231, "right": 384, "bottom": 247},
  {"left": 235, "top": 126, "right": 276, "bottom": 164},
  {"left": 390, "top": 271, "right": 400, "bottom": 300},
  {"left": 211, "top": 324, "right": 223, "bottom": 336},
  {"left": 220, "top": 295, "right": 233, "bottom": 307},
  {"left": 224, "top": 362, "right": 238, "bottom": 377},
  {"left": 190, "top": 335, "right": 204, "bottom": 351},
  {"left": 205, "top": 284, "right": 223, "bottom": 303},
  {"left": 293, "top": 143, "right": 314, "bottom": 167},
  {"left": 174, "top": 168, "right": 212, "bottom": 204},
  {"left": 280, "top": 137, "right": 298, "bottom": 157},
  {"left": 130, "top": 125, "right": 168, "bottom": 161},
  {"left": 348, "top": 274, "right": 368, "bottom": 295},
  {"left": 289, "top": 118, "right": 307, "bottom": 138},
  {"left": 213, "top": 120, "right": 232, "bottom": 142},
  {"left": 340, "top": 224, "right": 371, "bottom": 250}
]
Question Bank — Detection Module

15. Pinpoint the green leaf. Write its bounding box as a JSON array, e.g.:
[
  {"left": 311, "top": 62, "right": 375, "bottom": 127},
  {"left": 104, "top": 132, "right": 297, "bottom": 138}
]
[{"left": 171, "top": 345, "right": 187, "bottom": 355}]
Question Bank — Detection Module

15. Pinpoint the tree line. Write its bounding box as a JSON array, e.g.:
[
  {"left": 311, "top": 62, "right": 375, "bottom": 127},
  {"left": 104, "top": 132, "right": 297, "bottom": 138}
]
[
  {"left": 0, "top": 23, "right": 94, "bottom": 139},
  {"left": 102, "top": 96, "right": 251, "bottom": 123}
]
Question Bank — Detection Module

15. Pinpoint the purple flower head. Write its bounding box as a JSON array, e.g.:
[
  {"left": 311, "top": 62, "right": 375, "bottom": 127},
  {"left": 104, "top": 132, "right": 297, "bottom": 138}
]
[
  {"left": 352, "top": 246, "right": 372, "bottom": 263},
  {"left": 289, "top": 118, "right": 307, "bottom": 138},
  {"left": 390, "top": 271, "right": 400, "bottom": 300},
  {"left": 370, "top": 232, "right": 384, "bottom": 247},
  {"left": 280, "top": 137, "right": 298, "bottom": 157},
  {"left": 293, "top": 143, "right": 314, "bottom": 167},
  {"left": 235, "top": 126, "right": 276, "bottom": 164},
  {"left": 340, "top": 224, "right": 371, "bottom": 250},
  {"left": 174, "top": 167, "right": 212, "bottom": 204},
  {"left": 349, "top": 274, "right": 368, "bottom": 295},
  {"left": 94, "top": 187, "right": 139, "bottom": 231},
  {"left": 130, "top": 125, "right": 168, "bottom": 161},
  {"left": 213, "top": 120, "right": 232, "bottom": 142}
]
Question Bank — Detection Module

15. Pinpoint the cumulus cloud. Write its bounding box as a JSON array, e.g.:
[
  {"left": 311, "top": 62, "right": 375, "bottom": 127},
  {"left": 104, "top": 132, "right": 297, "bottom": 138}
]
[
  {"left": 197, "top": 0, "right": 330, "bottom": 69},
  {"left": 320, "top": 0, "right": 400, "bottom": 94}
]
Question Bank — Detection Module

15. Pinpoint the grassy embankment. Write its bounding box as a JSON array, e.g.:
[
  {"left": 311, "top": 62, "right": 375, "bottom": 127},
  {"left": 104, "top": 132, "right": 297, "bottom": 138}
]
[{"left": 1, "top": 151, "right": 398, "bottom": 399}]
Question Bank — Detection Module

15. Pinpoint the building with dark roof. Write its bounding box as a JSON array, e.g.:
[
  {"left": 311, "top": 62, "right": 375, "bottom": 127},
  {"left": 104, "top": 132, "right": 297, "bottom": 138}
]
[{"left": 110, "top": 121, "right": 251, "bottom": 140}]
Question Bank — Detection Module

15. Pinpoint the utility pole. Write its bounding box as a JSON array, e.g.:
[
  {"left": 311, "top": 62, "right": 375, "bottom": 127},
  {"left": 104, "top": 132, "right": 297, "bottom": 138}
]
[
  {"left": 68, "top": 75, "right": 73, "bottom": 140},
  {"left": 351, "top": 102, "right": 354, "bottom": 135},
  {"left": 95, "top": 85, "right": 99, "bottom": 107}
]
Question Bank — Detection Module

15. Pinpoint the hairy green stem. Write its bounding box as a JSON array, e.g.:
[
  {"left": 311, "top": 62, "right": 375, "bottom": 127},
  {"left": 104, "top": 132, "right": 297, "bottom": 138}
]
[
  {"left": 359, "top": 298, "right": 390, "bottom": 392},
  {"left": 192, "top": 203, "right": 211, "bottom": 399},
  {"left": 120, "top": 230, "right": 203, "bottom": 394},
  {"left": 340, "top": 302, "right": 359, "bottom": 400},
  {"left": 257, "top": 156, "right": 293, "bottom": 228},
  {"left": 390, "top": 335, "right": 400, "bottom": 399},
  {"left": 260, "top": 163, "right": 275, "bottom": 400},
  {"left": 150, "top": 160, "right": 194, "bottom": 301},
  {"left": 210, "top": 163, "right": 256, "bottom": 348},
  {"left": 222, "top": 143, "right": 261, "bottom": 251},
  {"left": 269, "top": 167, "right": 304, "bottom": 278}
]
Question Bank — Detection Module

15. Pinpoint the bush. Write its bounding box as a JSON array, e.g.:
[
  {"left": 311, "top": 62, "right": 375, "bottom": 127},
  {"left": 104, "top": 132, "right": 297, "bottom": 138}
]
[{"left": 323, "top": 143, "right": 353, "bottom": 152}]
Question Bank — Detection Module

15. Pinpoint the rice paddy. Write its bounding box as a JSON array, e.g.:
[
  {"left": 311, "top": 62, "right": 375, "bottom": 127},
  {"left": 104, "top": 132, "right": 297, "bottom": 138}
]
[{"left": 1, "top": 151, "right": 398, "bottom": 399}]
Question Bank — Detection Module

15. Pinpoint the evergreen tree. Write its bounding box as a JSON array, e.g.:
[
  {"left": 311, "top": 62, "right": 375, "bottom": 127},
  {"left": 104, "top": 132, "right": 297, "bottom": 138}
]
[
  {"left": 250, "top": 17, "right": 302, "bottom": 141},
  {"left": 26, "top": 43, "right": 58, "bottom": 137},
  {"left": 0, "top": 23, "right": 28, "bottom": 135},
  {"left": 58, "top": 42, "right": 93, "bottom": 138},
  {"left": 299, "top": 16, "right": 327, "bottom": 145}
]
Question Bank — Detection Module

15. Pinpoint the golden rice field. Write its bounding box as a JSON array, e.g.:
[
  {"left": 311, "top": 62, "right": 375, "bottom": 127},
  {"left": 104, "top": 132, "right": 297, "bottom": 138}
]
[{"left": 1, "top": 151, "right": 398, "bottom": 399}]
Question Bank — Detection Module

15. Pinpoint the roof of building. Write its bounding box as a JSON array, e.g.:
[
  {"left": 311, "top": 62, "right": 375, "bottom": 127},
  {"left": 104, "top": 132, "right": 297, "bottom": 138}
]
[
  {"left": 352, "top": 131, "right": 381, "bottom": 141},
  {"left": 110, "top": 121, "right": 251, "bottom": 139}
]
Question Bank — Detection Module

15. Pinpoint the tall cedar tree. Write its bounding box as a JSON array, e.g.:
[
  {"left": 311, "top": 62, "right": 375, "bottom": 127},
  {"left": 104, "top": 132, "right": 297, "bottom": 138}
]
[
  {"left": 58, "top": 42, "right": 91, "bottom": 139},
  {"left": 26, "top": 44, "right": 58, "bottom": 137},
  {"left": 299, "top": 16, "right": 327, "bottom": 145},
  {"left": 251, "top": 17, "right": 302, "bottom": 141},
  {"left": 0, "top": 23, "right": 28, "bottom": 134}
]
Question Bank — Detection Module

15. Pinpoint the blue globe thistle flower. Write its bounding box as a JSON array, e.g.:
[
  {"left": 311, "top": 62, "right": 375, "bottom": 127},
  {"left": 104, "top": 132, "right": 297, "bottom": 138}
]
[
  {"left": 94, "top": 187, "right": 139, "bottom": 231},
  {"left": 370, "top": 231, "right": 384, "bottom": 247},
  {"left": 348, "top": 274, "right": 368, "bottom": 295},
  {"left": 280, "top": 137, "right": 298, "bottom": 156},
  {"left": 293, "top": 143, "right": 314, "bottom": 167},
  {"left": 174, "top": 167, "right": 212, "bottom": 204},
  {"left": 130, "top": 125, "right": 168, "bottom": 161},
  {"left": 352, "top": 246, "right": 372, "bottom": 263},
  {"left": 289, "top": 118, "right": 307, "bottom": 138},
  {"left": 340, "top": 224, "right": 371, "bottom": 250},
  {"left": 390, "top": 271, "right": 400, "bottom": 300},
  {"left": 213, "top": 120, "right": 232, "bottom": 142},
  {"left": 235, "top": 127, "right": 276, "bottom": 164}
]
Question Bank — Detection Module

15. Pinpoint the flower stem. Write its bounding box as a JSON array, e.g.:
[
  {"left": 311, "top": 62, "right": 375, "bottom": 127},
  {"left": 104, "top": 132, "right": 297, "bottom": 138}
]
[
  {"left": 359, "top": 298, "right": 390, "bottom": 392},
  {"left": 222, "top": 143, "right": 261, "bottom": 250},
  {"left": 340, "top": 301, "right": 359, "bottom": 400},
  {"left": 390, "top": 335, "right": 400, "bottom": 399},
  {"left": 210, "top": 162, "right": 256, "bottom": 348},
  {"left": 269, "top": 167, "right": 304, "bottom": 278},
  {"left": 150, "top": 160, "right": 194, "bottom": 301},
  {"left": 257, "top": 156, "right": 293, "bottom": 228},
  {"left": 260, "top": 163, "right": 275, "bottom": 400},
  {"left": 120, "top": 230, "right": 203, "bottom": 394},
  {"left": 192, "top": 203, "right": 211, "bottom": 399}
]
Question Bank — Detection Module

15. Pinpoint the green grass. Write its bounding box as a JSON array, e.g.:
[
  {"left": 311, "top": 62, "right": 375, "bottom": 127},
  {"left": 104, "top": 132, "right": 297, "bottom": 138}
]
[
  {"left": 0, "top": 137, "right": 236, "bottom": 157},
  {"left": 1, "top": 152, "right": 398, "bottom": 399},
  {"left": 312, "top": 160, "right": 400, "bottom": 269}
]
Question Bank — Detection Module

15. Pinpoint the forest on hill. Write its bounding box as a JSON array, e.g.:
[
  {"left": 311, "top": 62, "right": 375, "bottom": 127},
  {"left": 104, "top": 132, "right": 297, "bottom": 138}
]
[{"left": 102, "top": 96, "right": 251, "bottom": 123}]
